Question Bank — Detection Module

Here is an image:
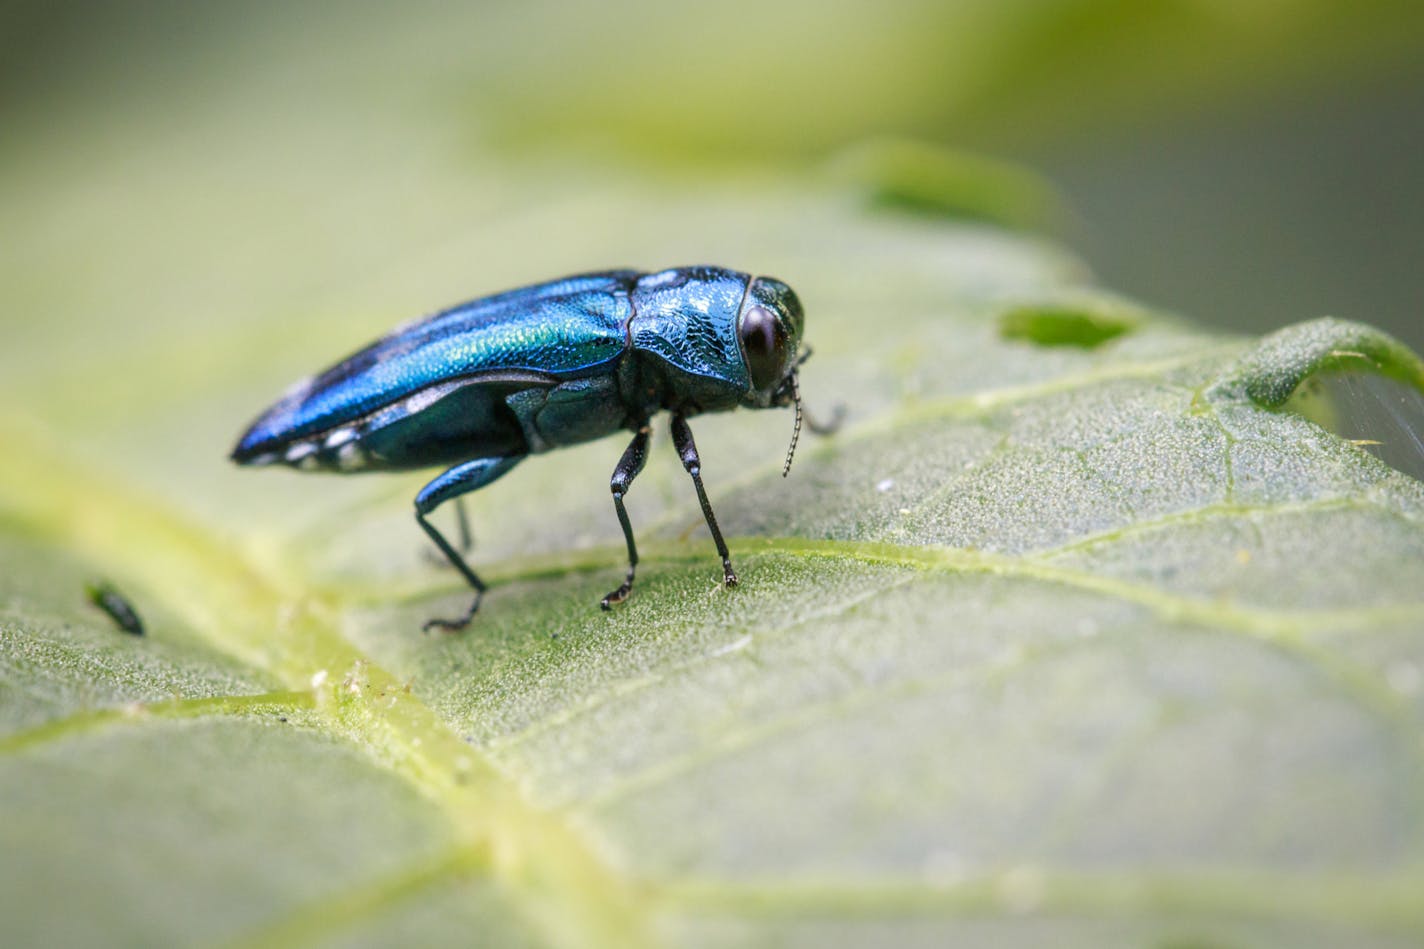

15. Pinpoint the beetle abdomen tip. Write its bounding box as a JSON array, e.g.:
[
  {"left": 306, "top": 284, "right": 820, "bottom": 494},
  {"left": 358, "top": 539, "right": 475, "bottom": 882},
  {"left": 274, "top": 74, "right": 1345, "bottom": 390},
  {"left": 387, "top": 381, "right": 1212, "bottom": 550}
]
[{"left": 231, "top": 427, "right": 372, "bottom": 472}]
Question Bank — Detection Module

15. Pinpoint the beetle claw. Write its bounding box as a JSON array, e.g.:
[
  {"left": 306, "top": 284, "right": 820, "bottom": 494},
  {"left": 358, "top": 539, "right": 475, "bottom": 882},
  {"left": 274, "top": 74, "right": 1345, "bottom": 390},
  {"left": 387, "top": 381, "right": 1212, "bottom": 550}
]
[
  {"left": 422, "top": 619, "right": 465, "bottom": 634},
  {"left": 601, "top": 578, "right": 634, "bottom": 610},
  {"left": 421, "top": 594, "right": 481, "bottom": 633}
]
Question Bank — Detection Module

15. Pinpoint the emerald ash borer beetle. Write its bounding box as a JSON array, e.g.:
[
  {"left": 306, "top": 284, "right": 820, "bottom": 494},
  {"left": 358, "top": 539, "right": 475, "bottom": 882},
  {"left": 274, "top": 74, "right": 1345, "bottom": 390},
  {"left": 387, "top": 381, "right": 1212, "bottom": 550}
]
[{"left": 232, "top": 266, "right": 839, "bottom": 630}]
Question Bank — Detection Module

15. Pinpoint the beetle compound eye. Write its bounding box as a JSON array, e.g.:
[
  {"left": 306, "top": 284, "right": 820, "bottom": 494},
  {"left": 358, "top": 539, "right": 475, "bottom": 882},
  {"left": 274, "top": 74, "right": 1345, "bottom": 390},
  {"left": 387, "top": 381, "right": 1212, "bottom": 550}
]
[{"left": 740, "top": 305, "right": 789, "bottom": 392}]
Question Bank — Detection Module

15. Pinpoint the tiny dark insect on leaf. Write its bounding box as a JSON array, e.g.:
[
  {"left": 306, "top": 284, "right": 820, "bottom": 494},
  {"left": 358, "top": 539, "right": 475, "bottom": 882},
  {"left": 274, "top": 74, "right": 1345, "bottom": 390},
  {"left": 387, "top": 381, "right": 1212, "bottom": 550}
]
[{"left": 85, "top": 581, "right": 145, "bottom": 636}]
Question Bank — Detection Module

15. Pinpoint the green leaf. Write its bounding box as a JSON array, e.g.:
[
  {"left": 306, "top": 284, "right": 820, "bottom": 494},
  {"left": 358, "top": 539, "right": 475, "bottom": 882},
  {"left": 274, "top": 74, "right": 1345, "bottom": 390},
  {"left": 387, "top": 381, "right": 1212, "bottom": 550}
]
[
  {"left": 6, "top": 174, "right": 1424, "bottom": 945},
  {"left": 5, "top": 9, "right": 1424, "bottom": 949}
]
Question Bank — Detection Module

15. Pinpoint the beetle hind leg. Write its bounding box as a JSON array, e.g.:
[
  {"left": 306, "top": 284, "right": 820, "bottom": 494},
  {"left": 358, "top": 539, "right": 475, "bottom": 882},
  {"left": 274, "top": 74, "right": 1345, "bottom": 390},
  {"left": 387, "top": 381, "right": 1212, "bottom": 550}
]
[
  {"left": 420, "top": 497, "right": 475, "bottom": 568},
  {"left": 414, "top": 456, "right": 522, "bottom": 632}
]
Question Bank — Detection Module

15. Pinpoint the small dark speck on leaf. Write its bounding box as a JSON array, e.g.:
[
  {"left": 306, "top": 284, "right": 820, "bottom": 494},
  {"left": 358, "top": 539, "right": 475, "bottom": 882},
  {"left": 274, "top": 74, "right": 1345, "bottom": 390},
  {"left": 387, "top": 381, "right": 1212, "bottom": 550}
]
[{"left": 84, "top": 580, "right": 145, "bottom": 636}]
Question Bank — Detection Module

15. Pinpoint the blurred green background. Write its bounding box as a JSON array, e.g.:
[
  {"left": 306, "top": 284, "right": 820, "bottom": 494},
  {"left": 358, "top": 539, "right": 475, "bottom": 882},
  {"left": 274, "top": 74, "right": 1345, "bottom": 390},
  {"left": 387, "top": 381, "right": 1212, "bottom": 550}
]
[{"left": 4, "top": 0, "right": 1421, "bottom": 349}]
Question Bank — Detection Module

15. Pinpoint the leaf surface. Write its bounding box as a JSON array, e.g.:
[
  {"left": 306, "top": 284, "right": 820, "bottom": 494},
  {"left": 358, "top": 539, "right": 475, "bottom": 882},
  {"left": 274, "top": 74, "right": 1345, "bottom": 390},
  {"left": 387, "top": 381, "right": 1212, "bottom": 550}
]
[{"left": 4, "top": 8, "right": 1424, "bottom": 948}]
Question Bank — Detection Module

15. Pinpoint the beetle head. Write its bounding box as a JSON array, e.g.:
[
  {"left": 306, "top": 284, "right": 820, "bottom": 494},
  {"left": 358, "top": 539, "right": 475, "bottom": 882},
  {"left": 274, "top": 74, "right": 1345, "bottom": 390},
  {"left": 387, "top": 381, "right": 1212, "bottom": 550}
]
[
  {"left": 737, "top": 276, "right": 805, "bottom": 408},
  {"left": 736, "top": 276, "right": 829, "bottom": 476}
]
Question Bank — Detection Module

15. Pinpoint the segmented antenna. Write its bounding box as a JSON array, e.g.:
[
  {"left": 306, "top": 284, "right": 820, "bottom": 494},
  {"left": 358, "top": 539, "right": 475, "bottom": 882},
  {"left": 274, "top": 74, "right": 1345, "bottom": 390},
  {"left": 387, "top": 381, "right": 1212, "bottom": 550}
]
[{"left": 783, "top": 371, "right": 804, "bottom": 478}]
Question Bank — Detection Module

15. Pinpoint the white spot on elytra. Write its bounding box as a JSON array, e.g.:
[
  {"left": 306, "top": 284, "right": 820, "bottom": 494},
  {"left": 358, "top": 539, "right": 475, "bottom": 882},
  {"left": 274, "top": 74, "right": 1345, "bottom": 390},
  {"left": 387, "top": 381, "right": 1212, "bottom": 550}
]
[
  {"left": 401, "top": 380, "right": 461, "bottom": 416},
  {"left": 337, "top": 441, "right": 365, "bottom": 471},
  {"left": 324, "top": 426, "right": 357, "bottom": 449},
  {"left": 285, "top": 441, "right": 317, "bottom": 463},
  {"left": 281, "top": 376, "right": 315, "bottom": 401},
  {"left": 250, "top": 452, "right": 279, "bottom": 466}
]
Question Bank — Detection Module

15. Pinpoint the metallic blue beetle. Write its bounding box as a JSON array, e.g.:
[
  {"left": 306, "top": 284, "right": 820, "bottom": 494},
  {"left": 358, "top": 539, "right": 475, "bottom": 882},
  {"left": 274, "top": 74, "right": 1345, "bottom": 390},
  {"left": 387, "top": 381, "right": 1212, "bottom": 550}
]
[{"left": 232, "top": 266, "right": 836, "bottom": 630}]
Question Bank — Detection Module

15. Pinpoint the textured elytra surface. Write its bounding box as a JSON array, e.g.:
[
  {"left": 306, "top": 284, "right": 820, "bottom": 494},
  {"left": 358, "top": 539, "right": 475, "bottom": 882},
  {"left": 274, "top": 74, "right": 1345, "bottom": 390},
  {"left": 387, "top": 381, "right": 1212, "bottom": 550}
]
[{"left": 6, "top": 22, "right": 1424, "bottom": 949}]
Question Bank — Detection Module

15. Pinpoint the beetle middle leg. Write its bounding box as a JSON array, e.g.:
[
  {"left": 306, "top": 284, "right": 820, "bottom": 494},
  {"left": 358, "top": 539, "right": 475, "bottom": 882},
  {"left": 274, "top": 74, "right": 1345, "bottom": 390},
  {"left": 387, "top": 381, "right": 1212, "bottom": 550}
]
[
  {"left": 414, "top": 455, "right": 522, "bottom": 631},
  {"left": 602, "top": 425, "right": 650, "bottom": 610},
  {"left": 453, "top": 497, "right": 473, "bottom": 552},
  {"left": 671, "top": 414, "right": 738, "bottom": 589}
]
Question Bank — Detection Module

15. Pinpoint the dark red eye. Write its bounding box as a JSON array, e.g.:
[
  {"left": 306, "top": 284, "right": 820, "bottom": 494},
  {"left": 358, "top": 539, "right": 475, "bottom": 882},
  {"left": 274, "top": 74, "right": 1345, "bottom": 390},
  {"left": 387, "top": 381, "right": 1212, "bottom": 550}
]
[{"left": 739, "top": 305, "right": 788, "bottom": 391}]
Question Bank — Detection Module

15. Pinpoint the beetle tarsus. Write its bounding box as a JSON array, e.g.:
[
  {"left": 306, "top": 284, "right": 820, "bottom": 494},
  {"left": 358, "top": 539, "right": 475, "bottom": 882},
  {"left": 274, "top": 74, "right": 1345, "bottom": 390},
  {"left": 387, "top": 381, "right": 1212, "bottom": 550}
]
[
  {"left": 601, "top": 566, "right": 636, "bottom": 610},
  {"left": 423, "top": 594, "right": 482, "bottom": 633}
]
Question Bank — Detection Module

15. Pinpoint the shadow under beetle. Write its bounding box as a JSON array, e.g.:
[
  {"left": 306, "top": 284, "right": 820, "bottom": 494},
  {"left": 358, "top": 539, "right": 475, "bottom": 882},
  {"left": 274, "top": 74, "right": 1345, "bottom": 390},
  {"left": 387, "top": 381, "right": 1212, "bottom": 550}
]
[{"left": 232, "top": 266, "right": 839, "bottom": 630}]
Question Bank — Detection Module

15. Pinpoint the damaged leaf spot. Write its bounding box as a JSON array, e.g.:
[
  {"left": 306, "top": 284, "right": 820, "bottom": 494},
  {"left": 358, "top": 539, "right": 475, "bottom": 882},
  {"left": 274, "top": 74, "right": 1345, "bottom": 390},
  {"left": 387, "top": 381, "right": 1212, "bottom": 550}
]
[
  {"left": 1208, "top": 317, "right": 1424, "bottom": 480},
  {"left": 998, "top": 302, "right": 1139, "bottom": 349},
  {"left": 1207, "top": 317, "right": 1424, "bottom": 409}
]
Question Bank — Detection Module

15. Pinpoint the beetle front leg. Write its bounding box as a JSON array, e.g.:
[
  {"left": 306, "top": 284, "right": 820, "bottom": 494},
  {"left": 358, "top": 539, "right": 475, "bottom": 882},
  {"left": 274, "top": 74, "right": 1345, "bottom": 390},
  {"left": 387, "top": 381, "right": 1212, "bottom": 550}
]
[
  {"left": 602, "top": 425, "right": 651, "bottom": 610},
  {"left": 671, "top": 414, "right": 738, "bottom": 589}
]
